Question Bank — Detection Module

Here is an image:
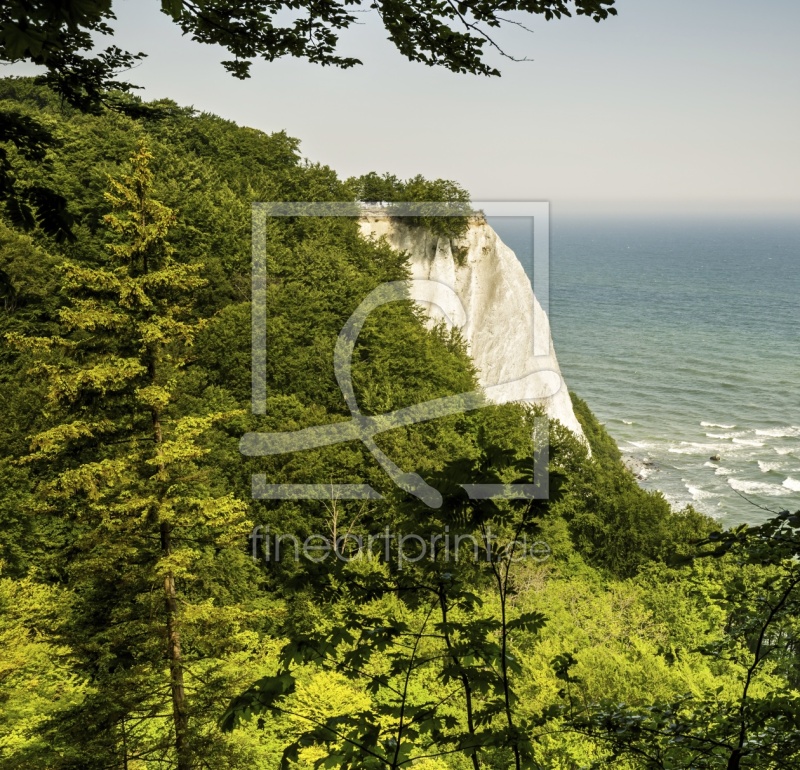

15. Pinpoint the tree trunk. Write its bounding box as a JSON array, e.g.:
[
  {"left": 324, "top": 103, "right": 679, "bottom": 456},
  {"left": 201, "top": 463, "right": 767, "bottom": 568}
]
[
  {"left": 153, "top": 400, "right": 190, "bottom": 769},
  {"left": 121, "top": 715, "right": 129, "bottom": 770},
  {"left": 162, "top": 520, "right": 190, "bottom": 770},
  {"left": 727, "top": 749, "right": 741, "bottom": 770},
  {"left": 438, "top": 589, "right": 481, "bottom": 770}
]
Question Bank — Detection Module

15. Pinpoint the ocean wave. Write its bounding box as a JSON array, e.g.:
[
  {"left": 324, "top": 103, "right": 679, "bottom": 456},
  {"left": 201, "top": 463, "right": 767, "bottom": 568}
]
[
  {"left": 701, "top": 421, "right": 736, "bottom": 429},
  {"left": 775, "top": 447, "right": 795, "bottom": 456},
  {"left": 627, "top": 440, "right": 653, "bottom": 449},
  {"left": 758, "top": 460, "right": 784, "bottom": 473},
  {"left": 706, "top": 431, "right": 748, "bottom": 439},
  {"left": 728, "top": 478, "right": 790, "bottom": 497},
  {"left": 783, "top": 477, "right": 800, "bottom": 493},
  {"left": 669, "top": 441, "right": 729, "bottom": 455},
  {"left": 732, "top": 438, "right": 765, "bottom": 447},
  {"left": 622, "top": 419, "right": 634, "bottom": 425},
  {"left": 703, "top": 461, "right": 735, "bottom": 475},
  {"left": 755, "top": 426, "right": 800, "bottom": 439},
  {"left": 686, "top": 485, "right": 714, "bottom": 501}
]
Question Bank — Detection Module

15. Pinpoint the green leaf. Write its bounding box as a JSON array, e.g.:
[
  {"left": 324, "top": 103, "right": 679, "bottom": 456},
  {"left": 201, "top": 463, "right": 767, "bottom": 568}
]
[{"left": 506, "top": 611, "right": 547, "bottom": 633}]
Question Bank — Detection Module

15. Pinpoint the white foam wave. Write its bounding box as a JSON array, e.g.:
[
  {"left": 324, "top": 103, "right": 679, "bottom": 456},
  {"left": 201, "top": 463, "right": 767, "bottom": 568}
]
[
  {"left": 775, "top": 447, "right": 795, "bottom": 456},
  {"left": 758, "top": 460, "right": 784, "bottom": 473},
  {"left": 783, "top": 477, "right": 800, "bottom": 493},
  {"left": 669, "top": 441, "right": 729, "bottom": 455},
  {"left": 732, "top": 438, "right": 765, "bottom": 447},
  {"left": 622, "top": 419, "right": 634, "bottom": 425},
  {"left": 701, "top": 422, "right": 736, "bottom": 429},
  {"left": 728, "top": 478, "right": 790, "bottom": 497},
  {"left": 627, "top": 440, "right": 652, "bottom": 449},
  {"left": 686, "top": 485, "right": 714, "bottom": 501},
  {"left": 706, "top": 431, "right": 748, "bottom": 440},
  {"left": 755, "top": 426, "right": 800, "bottom": 439},
  {"left": 715, "top": 467, "right": 735, "bottom": 476}
]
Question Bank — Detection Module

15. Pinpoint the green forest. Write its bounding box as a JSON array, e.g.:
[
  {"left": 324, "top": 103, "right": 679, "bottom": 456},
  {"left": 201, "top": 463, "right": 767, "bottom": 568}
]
[{"left": 1, "top": 77, "right": 799, "bottom": 770}]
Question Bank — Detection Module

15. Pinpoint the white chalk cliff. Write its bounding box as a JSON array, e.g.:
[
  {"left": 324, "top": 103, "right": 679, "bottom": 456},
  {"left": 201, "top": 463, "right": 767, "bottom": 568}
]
[{"left": 358, "top": 211, "right": 585, "bottom": 440}]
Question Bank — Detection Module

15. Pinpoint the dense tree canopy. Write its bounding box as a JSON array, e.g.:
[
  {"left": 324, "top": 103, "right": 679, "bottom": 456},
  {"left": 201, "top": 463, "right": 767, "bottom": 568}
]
[{"left": 2, "top": 78, "right": 798, "bottom": 770}]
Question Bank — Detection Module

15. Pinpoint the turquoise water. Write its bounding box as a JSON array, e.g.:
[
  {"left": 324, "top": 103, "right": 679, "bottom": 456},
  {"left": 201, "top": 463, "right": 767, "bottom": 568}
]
[{"left": 489, "top": 216, "right": 800, "bottom": 527}]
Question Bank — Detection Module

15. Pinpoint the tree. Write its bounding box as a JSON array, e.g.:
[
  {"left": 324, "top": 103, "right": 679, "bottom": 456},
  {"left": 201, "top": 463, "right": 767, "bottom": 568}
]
[
  {"left": 7, "top": 143, "right": 249, "bottom": 769},
  {"left": 221, "top": 406, "right": 562, "bottom": 770},
  {"left": 349, "top": 172, "right": 472, "bottom": 241},
  {"left": 568, "top": 510, "right": 800, "bottom": 769},
  {"left": 0, "top": 104, "right": 75, "bottom": 241}
]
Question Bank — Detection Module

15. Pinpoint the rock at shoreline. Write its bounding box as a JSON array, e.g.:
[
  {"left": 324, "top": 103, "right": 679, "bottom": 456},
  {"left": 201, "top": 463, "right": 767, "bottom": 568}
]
[{"left": 622, "top": 454, "right": 654, "bottom": 480}]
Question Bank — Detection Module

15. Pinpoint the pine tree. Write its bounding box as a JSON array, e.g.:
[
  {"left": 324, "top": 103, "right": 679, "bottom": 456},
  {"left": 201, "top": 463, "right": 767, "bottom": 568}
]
[{"left": 8, "top": 144, "right": 248, "bottom": 769}]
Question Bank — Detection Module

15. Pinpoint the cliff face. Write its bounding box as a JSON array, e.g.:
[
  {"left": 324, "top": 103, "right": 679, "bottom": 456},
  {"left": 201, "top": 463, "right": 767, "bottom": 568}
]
[{"left": 358, "top": 211, "right": 585, "bottom": 440}]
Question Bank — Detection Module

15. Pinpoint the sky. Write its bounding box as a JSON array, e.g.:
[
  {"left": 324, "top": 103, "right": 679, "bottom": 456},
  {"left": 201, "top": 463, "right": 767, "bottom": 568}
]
[{"left": 6, "top": 0, "right": 800, "bottom": 217}]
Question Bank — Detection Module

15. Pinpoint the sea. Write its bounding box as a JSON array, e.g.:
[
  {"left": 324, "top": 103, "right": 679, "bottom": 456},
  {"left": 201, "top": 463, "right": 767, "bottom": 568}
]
[{"left": 488, "top": 215, "right": 800, "bottom": 528}]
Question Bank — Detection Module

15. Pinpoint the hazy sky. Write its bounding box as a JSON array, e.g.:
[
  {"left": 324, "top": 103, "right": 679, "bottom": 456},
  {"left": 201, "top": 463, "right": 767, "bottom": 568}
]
[{"left": 7, "top": 0, "right": 800, "bottom": 215}]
